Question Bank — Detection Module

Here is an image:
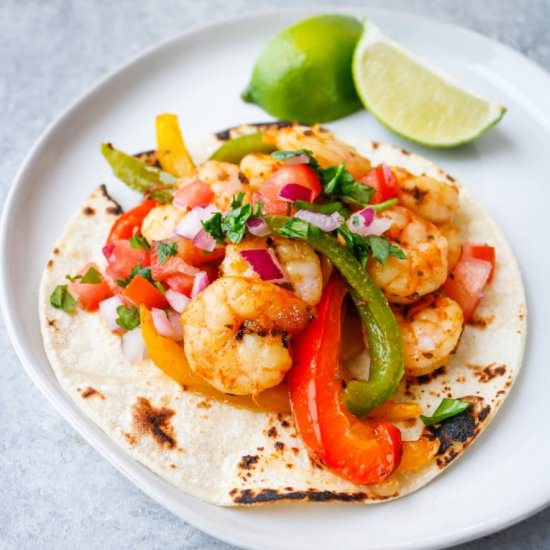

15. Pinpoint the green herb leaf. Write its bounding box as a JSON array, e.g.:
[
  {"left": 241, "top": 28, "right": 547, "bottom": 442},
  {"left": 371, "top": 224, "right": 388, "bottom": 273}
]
[
  {"left": 156, "top": 241, "right": 178, "bottom": 265},
  {"left": 278, "top": 218, "right": 310, "bottom": 240},
  {"left": 80, "top": 266, "right": 102, "bottom": 284},
  {"left": 115, "top": 305, "right": 140, "bottom": 330},
  {"left": 420, "top": 398, "right": 471, "bottom": 426},
  {"left": 202, "top": 212, "right": 224, "bottom": 243},
  {"left": 321, "top": 162, "right": 373, "bottom": 206},
  {"left": 129, "top": 235, "right": 151, "bottom": 250},
  {"left": 231, "top": 191, "right": 246, "bottom": 209},
  {"left": 294, "top": 200, "right": 350, "bottom": 218},
  {"left": 116, "top": 264, "right": 154, "bottom": 288},
  {"left": 50, "top": 285, "right": 77, "bottom": 313},
  {"left": 221, "top": 202, "right": 254, "bottom": 243},
  {"left": 338, "top": 227, "right": 406, "bottom": 267}
]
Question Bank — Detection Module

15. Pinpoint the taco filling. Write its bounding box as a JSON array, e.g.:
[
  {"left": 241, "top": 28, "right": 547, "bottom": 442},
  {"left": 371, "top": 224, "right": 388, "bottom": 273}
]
[{"left": 40, "top": 116, "right": 525, "bottom": 505}]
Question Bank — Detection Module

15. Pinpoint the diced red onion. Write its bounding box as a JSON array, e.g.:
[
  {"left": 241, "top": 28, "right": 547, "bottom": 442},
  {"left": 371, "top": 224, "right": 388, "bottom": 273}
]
[
  {"left": 358, "top": 207, "right": 375, "bottom": 226},
  {"left": 165, "top": 289, "right": 190, "bottom": 313},
  {"left": 247, "top": 217, "right": 270, "bottom": 237},
  {"left": 99, "top": 295, "right": 123, "bottom": 332},
  {"left": 167, "top": 309, "right": 183, "bottom": 341},
  {"left": 175, "top": 205, "right": 220, "bottom": 240},
  {"left": 121, "top": 327, "right": 146, "bottom": 362},
  {"left": 239, "top": 249, "right": 286, "bottom": 282},
  {"left": 191, "top": 271, "right": 210, "bottom": 297},
  {"left": 192, "top": 228, "right": 216, "bottom": 252},
  {"left": 278, "top": 183, "right": 312, "bottom": 202},
  {"left": 347, "top": 211, "right": 392, "bottom": 237},
  {"left": 284, "top": 154, "right": 309, "bottom": 166},
  {"left": 295, "top": 210, "right": 344, "bottom": 232},
  {"left": 152, "top": 308, "right": 180, "bottom": 340},
  {"left": 102, "top": 243, "right": 115, "bottom": 260}
]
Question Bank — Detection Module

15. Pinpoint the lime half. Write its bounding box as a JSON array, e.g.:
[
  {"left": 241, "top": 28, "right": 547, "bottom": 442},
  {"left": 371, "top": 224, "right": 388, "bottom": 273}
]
[{"left": 352, "top": 20, "right": 506, "bottom": 147}]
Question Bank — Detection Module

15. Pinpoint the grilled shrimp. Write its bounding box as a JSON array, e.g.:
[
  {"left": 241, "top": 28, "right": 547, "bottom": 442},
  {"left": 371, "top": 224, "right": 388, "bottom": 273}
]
[
  {"left": 181, "top": 277, "right": 312, "bottom": 395},
  {"left": 439, "top": 223, "right": 462, "bottom": 272},
  {"left": 395, "top": 295, "right": 464, "bottom": 376},
  {"left": 263, "top": 125, "right": 371, "bottom": 178},
  {"left": 179, "top": 160, "right": 249, "bottom": 211},
  {"left": 368, "top": 206, "right": 448, "bottom": 303},
  {"left": 392, "top": 166, "right": 459, "bottom": 225},
  {"left": 240, "top": 153, "right": 283, "bottom": 190},
  {"left": 221, "top": 236, "right": 323, "bottom": 306},
  {"left": 141, "top": 204, "right": 184, "bottom": 244}
]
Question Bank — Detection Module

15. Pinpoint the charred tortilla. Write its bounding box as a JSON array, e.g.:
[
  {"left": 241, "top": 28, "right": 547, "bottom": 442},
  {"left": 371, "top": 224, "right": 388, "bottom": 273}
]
[{"left": 39, "top": 123, "right": 526, "bottom": 506}]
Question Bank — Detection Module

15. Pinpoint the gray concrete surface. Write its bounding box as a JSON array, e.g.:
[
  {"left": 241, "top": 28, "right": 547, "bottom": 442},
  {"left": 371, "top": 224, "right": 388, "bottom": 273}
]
[{"left": 1, "top": 1, "right": 549, "bottom": 548}]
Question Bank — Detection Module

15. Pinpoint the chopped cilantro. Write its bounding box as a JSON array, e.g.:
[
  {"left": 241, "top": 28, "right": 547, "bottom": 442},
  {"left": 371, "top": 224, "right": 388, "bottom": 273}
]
[
  {"left": 129, "top": 235, "right": 150, "bottom": 250},
  {"left": 321, "top": 162, "right": 373, "bottom": 206},
  {"left": 50, "top": 285, "right": 77, "bottom": 313},
  {"left": 80, "top": 266, "right": 102, "bottom": 284},
  {"left": 66, "top": 266, "right": 102, "bottom": 284},
  {"left": 222, "top": 202, "right": 253, "bottom": 243},
  {"left": 231, "top": 191, "right": 246, "bottom": 209},
  {"left": 156, "top": 241, "right": 178, "bottom": 265},
  {"left": 202, "top": 212, "right": 224, "bottom": 243},
  {"left": 115, "top": 305, "right": 140, "bottom": 330},
  {"left": 338, "top": 226, "right": 405, "bottom": 267},
  {"left": 116, "top": 264, "right": 154, "bottom": 288},
  {"left": 420, "top": 398, "right": 471, "bottom": 426}
]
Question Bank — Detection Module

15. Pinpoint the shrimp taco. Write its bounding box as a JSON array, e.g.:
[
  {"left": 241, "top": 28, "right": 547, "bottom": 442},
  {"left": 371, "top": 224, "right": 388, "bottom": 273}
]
[{"left": 39, "top": 117, "right": 526, "bottom": 505}]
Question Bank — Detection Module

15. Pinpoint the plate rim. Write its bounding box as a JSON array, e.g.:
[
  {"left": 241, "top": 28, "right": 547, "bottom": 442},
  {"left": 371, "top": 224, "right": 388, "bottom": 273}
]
[{"left": 1, "top": 6, "right": 550, "bottom": 550}]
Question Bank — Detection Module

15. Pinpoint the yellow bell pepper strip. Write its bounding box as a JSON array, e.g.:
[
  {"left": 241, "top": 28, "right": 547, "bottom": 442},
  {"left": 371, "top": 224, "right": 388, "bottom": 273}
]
[
  {"left": 367, "top": 401, "right": 422, "bottom": 422},
  {"left": 139, "top": 306, "right": 290, "bottom": 413},
  {"left": 209, "top": 132, "right": 275, "bottom": 164},
  {"left": 397, "top": 437, "right": 439, "bottom": 473},
  {"left": 155, "top": 113, "right": 195, "bottom": 177},
  {"left": 266, "top": 215, "right": 404, "bottom": 417},
  {"left": 101, "top": 143, "right": 176, "bottom": 203}
]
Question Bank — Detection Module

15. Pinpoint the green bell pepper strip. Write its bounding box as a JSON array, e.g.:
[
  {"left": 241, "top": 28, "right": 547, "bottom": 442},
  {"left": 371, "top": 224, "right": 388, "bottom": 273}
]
[
  {"left": 266, "top": 215, "right": 405, "bottom": 417},
  {"left": 101, "top": 143, "right": 177, "bottom": 202},
  {"left": 209, "top": 132, "right": 275, "bottom": 164}
]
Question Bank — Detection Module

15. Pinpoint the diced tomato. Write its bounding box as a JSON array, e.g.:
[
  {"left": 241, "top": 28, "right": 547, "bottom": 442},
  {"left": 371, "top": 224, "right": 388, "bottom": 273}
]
[
  {"left": 173, "top": 181, "right": 214, "bottom": 209},
  {"left": 176, "top": 237, "right": 225, "bottom": 266},
  {"left": 122, "top": 275, "right": 168, "bottom": 309},
  {"left": 164, "top": 263, "right": 218, "bottom": 295},
  {"left": 269, "top": 164, "right": 322, "bottom": 200},
  {"left": 360, "top": 164, "right": 399, "bottom": 204},
  {"left": 106, "top": 200, "right": 158, "bottom": 244},
  {"left": 150, "top": 241, "right": 200, "bottom": 281},
  {"left": 68, "top": 263, "right": 113, "bottom": 311},
  {"left": 106, "top": 239, "right": 150, "bottom": 281},
  {"left": 462, "top": 243, "right": 496, "bottom": 282},
  {"left": 443, "top": 257, "right": 492, "bottom": 322},
  {"left": 256, "top": 184, "right": 289, "bottom": 215},
  {"left": 165, "top": 273, "right": 195, "bottom": 295}
]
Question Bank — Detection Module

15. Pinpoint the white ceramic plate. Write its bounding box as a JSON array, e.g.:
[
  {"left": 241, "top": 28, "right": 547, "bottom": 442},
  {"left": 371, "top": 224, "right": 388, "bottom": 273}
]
[{"left": 2, "top": 7, "right": 550, "bottom": 550}]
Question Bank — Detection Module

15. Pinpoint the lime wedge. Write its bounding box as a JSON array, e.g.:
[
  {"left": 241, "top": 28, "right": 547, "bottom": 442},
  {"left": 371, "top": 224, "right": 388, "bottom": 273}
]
[{"left": 352, "top": 20, "right": 506, "bottom": 147}]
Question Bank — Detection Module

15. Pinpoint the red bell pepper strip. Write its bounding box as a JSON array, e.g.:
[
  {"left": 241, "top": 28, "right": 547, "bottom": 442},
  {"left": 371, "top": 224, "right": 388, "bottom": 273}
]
[
  {"left": 289, "top": 276, "right": 402, "bottom": 484},
  {"left": 106, "top": 199, "right": 158, "bottom": 244}
]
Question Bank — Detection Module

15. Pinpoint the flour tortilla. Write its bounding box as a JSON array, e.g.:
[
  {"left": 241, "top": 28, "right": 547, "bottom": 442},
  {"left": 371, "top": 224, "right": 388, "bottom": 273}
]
[{"left": 39, "top": 123, "right": 526, "bottom": 506}]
